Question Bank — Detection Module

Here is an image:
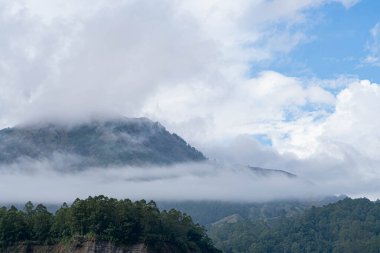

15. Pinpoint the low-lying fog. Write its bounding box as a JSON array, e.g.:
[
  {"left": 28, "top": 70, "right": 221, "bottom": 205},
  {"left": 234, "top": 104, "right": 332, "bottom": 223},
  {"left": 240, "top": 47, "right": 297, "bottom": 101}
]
[
  {"left": 0, "top": 159, "right": 309, "bottom": 203},
  {"left": 0, "top": 156, "right": 371, "bottom": 204}
]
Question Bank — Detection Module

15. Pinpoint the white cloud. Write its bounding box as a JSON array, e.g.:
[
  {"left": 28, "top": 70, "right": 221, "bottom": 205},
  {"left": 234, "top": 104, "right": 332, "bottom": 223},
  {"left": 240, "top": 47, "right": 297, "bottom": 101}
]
[
  {"left": 0, "top": 0, "right": 360, "bottom": 127},
  {"left": 321, "top": 80, "right": 380, "bottom": 160},
  {"left": 0, "top": 0, "right": 222, "bottom": 125},
  {"left": 143, "top": 71, "right": 335, "bottom": 146},
  {"left": 337, "top": 0, "right": 361, "bottom": 9},
  {"left": 363, "top": 23, "right": 380, "bottom": 66},
  {"left": 254, "top": 79, "right": 380, "bottom": 163}
]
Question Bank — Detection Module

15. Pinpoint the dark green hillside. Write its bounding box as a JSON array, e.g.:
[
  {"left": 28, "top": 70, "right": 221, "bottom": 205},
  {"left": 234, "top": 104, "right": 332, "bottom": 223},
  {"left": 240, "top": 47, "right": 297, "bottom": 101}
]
[
  {"left": 0, "top": 196, "right": 220, "bottom": 253},
  {"left": 158, "top": 196, "right": 344, "bottom": 225},
  {"left": 0, "top": 117, "right": 205, "bottom": 168},
  {"left": 209, "top": 198, "right": 380, "bottom": 253}
]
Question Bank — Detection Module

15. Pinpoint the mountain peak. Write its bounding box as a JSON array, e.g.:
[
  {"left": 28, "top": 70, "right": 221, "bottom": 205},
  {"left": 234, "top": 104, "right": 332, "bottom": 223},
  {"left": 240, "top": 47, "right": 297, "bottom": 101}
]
[{"left": 0, "top": 117, "right": 206, "bottom": 168}]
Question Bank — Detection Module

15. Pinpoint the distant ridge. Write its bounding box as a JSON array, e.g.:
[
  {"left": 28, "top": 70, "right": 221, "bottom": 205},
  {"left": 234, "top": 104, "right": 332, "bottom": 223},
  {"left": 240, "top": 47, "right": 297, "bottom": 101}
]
[
  {"left": 248, "top": 166, "right": 297, "bottom": 178},
  {"left": 0, "top": 117, "right": 206, "bottom": 168}
]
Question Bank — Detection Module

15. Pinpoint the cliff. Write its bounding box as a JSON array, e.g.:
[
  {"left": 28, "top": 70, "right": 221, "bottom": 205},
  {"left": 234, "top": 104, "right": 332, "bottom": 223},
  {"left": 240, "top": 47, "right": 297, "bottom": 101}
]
[{"left": 6, "top": 240, "right": 148, "bottom": 253}]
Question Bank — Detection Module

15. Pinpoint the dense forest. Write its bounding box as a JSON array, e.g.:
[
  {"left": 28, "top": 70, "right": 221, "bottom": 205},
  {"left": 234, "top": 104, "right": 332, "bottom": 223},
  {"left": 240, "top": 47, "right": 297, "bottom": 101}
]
[
  {"left": 0, "top": 196, "right": 220, "bottom": 253},
  {"left": 3, "top": 196, "right": 380, "bottom": 253},
  {"left": 158, "top": 196, "right": 344, "bottom": 225},
  {"left": 209, "top": 198, "right": 380, "bottom": 253}
]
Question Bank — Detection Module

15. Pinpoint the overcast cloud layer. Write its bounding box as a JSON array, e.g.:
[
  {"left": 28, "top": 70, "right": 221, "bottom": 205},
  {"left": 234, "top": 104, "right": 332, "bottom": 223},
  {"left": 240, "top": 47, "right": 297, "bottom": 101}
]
[{"left": 1, "top": 0, "right": 380, "bottom": 201}]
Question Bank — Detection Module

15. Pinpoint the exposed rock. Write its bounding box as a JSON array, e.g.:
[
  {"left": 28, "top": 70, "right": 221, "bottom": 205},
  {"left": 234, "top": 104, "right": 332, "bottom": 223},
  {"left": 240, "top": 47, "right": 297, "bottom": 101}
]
[
  {"left": 211, "top": 214, "right": 243, "bottom": 227},
  {"left": 6, "top": 241, "right": 148, "bottom": 253}
]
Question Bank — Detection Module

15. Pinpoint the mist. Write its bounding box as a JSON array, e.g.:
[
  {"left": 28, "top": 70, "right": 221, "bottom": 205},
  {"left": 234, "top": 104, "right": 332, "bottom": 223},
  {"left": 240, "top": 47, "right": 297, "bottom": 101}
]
[
  {"left": 0, "top": 123, "right": 379, "bottom": 204},
  {"left": 0, "top": 158, "right": 322, "bottom": 204}
]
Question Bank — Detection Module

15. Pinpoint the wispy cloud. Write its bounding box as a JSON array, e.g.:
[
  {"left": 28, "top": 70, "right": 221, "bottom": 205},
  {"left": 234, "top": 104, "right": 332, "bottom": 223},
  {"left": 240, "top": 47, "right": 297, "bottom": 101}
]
[{"left": 363, "top": 23, "right": 380, "bottom": 67}]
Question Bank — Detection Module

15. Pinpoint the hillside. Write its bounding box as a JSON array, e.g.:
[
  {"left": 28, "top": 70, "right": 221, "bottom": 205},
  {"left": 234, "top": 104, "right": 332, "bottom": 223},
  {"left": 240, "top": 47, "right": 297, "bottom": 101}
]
[
  {"left": 0, "top": 196, "right": 220, "bottom": 253},
  {"left": 0, "top": 117, "right": 206, "bottom": 168},
  {"left": 8, "top": 241, "right": 148, "bottom": 253},
  {"left": 209, "top": 198, "right": 380, "bottom": 253},
  {"left": 8, "top": 240, "right": 211, "bottom": 253},
  {"left": 158, "top": 196, "right": 344, "bottom": 225}
]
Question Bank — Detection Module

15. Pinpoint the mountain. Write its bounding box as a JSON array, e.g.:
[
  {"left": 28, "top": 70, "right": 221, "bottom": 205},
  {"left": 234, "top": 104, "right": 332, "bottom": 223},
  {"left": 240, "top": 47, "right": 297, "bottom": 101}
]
[
  {"left": 248, "top": 166, "right": 296, "bottom": 178},
  {"left": 0, "top": 116, "right": 299, "bottom": 181},
  {"left": 158, "top": 195, "right": 345, "bottom": 225},
  {"left": 0, "top": 117, "right": 206, "bottom": 168},
  {"left": 208, "top": 198, "right": 380, "bottom": 253}
]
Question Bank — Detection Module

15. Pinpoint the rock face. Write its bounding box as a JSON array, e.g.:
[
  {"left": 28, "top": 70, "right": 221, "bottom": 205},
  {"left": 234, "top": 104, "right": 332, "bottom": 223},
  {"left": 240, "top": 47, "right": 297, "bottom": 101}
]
[
  {"left": 211, "top": 214, "right": 243, "bottom": 227},
  {"left": 9, "top": 241, "right": 148, "bottom": 253},
  {"left": 7, "top": 240, "right": 203, "bottom": 253},
  {"left": 0, "top": 117, "right": 206, "bottom": 169},
  {"left": 66, "top": 241, "right": 147, "bottom": 253}
]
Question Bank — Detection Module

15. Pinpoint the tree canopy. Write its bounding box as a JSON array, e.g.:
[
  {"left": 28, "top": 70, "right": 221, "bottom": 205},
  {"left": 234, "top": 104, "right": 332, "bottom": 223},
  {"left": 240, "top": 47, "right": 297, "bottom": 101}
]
[
  {"left": 209, "top": 198, "right": 380, "bottom": 253},
  {"left": 0, "top": 196, "right": 220, "bottom": 253}
]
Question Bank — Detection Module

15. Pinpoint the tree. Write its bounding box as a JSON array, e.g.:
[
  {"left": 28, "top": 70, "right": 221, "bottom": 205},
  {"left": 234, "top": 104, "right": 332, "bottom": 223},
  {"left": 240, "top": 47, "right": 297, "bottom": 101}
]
[{"left": 32, "top": 204, "right": 53, "bottom": 242}]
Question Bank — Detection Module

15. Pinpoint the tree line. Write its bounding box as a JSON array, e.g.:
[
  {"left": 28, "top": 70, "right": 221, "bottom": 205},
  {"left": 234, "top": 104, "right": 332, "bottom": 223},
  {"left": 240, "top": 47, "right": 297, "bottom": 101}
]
[
  {"left": 0, "top": 195, "right": 220, "bottom": 253},
  {"left": 209, "top": 198, "right": 380, "bottom": 253}
]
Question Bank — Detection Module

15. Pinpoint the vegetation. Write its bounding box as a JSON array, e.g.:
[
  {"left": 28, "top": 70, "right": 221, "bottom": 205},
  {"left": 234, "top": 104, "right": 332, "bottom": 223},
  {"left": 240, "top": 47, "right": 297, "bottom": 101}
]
[
  {"left": 209, "top": 198, "right": 380, "bottom": 253},
  {"left": 158, "top": 196, "right": 345, "bottom": 225},
  {"left": 0, "top": 196, "right": 220, "bottom": 253},
  {"left": 5, "top": 196, "right": 380, "bottom": 253}
]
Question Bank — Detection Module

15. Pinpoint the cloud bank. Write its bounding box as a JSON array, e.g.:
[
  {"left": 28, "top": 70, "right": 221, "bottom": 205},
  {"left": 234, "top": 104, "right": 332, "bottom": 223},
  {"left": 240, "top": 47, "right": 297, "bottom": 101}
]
[
  {"left": 0, "top": 160, "right": 322, "bottom": 203},
  {"left": 0, "top": 0, "right": 360, "bottom": 127},
  {"left": 2, "top": 0, "right": 380, "bottom": 201}
]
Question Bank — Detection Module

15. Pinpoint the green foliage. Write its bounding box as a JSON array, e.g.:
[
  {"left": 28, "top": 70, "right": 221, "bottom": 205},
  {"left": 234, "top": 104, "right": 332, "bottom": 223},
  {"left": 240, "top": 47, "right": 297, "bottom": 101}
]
[
  {"left": 209, "top": 198, "right": 380, "bottom": 253},
  {"left": 0, "top": 196, "right": 220, "bottom": 253},
  {"left": 158, "top": 196, "right": 345, "bottom": 225},
  {"left": 0, "top": 206, "right": 29, "bottom": 247}
]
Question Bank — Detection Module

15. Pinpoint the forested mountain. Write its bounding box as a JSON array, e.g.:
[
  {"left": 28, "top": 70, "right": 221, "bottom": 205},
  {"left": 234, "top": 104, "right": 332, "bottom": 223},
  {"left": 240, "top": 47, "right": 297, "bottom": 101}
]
[
  {"left": 0, "top": 117, "right": 298, "bottom": 179},
  {"left": 158, "top": 196, "right": 344, "bottom": 225},
  {"left": 0, "top": 117, "right": 205, "bottom": 168},
  {"left": 0, "top": 196, "right": 220, "bottom": 253},
  {"left": 209, "top": 198, "right": 380, "bottom": 253}
]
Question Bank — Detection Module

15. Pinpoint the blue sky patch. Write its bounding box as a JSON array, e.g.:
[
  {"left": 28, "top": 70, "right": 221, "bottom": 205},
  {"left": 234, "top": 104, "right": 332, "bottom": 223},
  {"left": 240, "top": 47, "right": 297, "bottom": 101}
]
[
  {"left": 251, "top": 0, "right": 380, "bottom": 83},
  {"left": 253, "top": 134, "right": 273, "bottom": 147}
]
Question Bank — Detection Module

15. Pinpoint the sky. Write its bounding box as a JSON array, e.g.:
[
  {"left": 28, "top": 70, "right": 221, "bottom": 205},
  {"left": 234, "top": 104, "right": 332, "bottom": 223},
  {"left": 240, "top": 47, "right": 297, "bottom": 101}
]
[{"left": 1, "top": 0, "right": 380, "bottom": 201}]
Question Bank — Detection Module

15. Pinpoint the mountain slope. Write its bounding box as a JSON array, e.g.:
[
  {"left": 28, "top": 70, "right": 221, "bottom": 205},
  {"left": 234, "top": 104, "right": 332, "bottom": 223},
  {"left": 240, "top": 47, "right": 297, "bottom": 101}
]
[
  {"left": 209, "top": 198, "right": 380, "bottom": 253},
  {"left": 158, "top": 195, "right": 344, "bottom": 225},
  {"left": 0, "top": 117, "right": 206, "bottom": 168},
  {"left": 248, "top": 166, "right": 296, "bottom": 178},
  {"left": 0, "top": 196, "right": 221, "bottom": 253}
]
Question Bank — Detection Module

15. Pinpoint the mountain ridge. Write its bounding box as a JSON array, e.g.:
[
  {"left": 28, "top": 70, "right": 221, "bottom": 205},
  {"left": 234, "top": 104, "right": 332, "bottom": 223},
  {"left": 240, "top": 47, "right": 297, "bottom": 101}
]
[
  {"left": 0, "top": 117, "right": 206, "bottom": 168},
  {"left": 0, "top": 117, "right": 298, "bottom": 181}
]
